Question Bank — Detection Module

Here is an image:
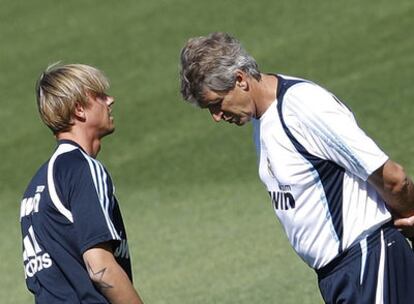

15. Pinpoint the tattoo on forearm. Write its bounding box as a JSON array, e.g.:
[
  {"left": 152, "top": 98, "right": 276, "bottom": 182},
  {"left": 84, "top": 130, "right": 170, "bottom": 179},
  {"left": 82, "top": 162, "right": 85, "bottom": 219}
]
[{"left": 86, "top": 262, "right": 114, "bottom": 290}]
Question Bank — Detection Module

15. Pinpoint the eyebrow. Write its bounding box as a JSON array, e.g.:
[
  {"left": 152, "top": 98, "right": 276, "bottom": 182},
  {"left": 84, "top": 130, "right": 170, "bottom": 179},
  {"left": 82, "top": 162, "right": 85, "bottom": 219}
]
[
  {"left": 199, "top": 98, "right": 219, "bottom": 109},
  {"left": 208, "top": 98, "right": 222, "bottom": 106}
]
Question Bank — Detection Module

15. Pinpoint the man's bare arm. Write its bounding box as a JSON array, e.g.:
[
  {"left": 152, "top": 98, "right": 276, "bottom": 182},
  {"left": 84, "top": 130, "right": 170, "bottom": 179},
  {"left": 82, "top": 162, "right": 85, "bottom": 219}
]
[{"left": 83, "top": 243, "right": 144, "bottom": 304}]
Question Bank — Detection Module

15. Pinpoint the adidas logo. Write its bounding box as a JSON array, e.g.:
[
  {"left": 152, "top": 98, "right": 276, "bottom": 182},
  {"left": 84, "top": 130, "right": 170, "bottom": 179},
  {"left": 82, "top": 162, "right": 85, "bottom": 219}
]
[{"left": 23, "top": 226, "right": 52, "bottom": 278}]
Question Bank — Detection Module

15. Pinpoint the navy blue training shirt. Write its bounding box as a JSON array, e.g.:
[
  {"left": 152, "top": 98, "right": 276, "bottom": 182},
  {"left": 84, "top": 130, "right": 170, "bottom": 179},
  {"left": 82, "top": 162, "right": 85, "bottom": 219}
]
[{"left": 20, "top": 140, "right": 132, "bottom": 303}]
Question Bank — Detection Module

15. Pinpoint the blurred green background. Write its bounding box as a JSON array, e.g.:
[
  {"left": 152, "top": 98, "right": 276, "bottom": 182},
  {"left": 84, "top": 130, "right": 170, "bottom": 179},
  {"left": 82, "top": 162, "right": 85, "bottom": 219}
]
[{"left": 1, "top": 0, "right": 413, "bottom": 303}]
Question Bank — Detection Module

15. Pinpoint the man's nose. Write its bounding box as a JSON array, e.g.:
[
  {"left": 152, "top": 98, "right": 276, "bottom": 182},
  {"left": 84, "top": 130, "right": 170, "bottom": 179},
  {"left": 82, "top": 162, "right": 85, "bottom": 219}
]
[
  {"left": 209, "top": 108, "right": 222, "bottom": 122},
  {"left": 106, "top": 95, "right": 114, "bottom": 106},
  {"left": 106, "top": 96, "right": 115, "bottom": 107}
]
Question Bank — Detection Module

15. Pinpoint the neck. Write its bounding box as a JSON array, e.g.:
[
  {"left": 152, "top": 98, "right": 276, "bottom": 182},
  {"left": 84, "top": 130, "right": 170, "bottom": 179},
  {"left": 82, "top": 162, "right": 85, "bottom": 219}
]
[
  {"left": 252, "top": 74, "right": 278, "bottom": 118},
  {"left": 56, "top": 129, "right": 101, "bottom": 158}
]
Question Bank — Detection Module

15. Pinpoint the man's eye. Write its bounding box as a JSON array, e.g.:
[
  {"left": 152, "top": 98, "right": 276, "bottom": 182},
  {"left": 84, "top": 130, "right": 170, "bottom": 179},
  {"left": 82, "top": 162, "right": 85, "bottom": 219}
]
[{"left": 208, "top": 104, "right": 219, "bottom": 111}]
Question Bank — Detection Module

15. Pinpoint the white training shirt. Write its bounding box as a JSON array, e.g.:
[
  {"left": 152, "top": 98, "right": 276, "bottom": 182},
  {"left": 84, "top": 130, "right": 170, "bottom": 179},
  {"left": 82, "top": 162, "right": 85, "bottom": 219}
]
[{"left": 253, "top": 75, "right": 391, "bottom": 269}]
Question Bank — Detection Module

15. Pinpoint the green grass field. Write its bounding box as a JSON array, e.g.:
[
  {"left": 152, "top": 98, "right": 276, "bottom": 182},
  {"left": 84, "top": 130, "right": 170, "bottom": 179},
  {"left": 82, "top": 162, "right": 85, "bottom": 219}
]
[{"left": 1, "top": 0, "right": 414, "bottom": 302}]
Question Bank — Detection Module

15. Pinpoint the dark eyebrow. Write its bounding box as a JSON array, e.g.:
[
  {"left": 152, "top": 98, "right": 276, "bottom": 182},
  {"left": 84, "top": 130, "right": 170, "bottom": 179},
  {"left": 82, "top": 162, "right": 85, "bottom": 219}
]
[
  {"left": 90, "top": 91, "right": 109, "bottom": 99},
  {"left": 199, "top": 98, "right": 221, "bottom": 109},
  {"left": 209, "top": 98, "right": 222, "bottom": 106}
]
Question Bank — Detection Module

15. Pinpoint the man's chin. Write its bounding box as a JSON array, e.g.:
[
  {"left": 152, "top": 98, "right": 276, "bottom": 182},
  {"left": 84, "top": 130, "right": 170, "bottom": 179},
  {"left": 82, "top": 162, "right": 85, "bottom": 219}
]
[{"left": 102, "top": 127, "right": 115, "bottom": 137}]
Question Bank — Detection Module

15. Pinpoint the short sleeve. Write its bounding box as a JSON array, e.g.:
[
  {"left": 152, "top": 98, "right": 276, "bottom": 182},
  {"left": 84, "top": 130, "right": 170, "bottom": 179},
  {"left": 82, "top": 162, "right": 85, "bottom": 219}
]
[
  {"left": 54, "top": 151, "right": 120, "bottom": 254},
  {"left": 283, "top": 83, "right": 388, "bottom": 180}
]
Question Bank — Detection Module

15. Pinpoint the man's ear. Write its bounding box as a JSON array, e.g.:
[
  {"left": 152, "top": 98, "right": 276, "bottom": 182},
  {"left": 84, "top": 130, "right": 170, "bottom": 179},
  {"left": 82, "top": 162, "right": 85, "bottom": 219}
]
[
  {"left": 73, "top": 102, "right": 86, "bottom": 122},
  {"left": 235, "top": 70, "right": 249, "bottom": 90}
]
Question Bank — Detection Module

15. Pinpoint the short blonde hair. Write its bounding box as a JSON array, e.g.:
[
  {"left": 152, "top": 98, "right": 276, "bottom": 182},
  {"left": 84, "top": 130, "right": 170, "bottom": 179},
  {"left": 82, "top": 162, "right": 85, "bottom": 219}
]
[{"left": 36, "top": 63, "right": 110, "bottom": 134}]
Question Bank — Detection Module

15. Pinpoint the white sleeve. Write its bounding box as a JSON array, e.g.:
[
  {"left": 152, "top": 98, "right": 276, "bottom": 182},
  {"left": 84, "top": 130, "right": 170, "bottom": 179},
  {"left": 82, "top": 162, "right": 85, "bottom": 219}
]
[{"left": 282, "top": 82, "right": 388, "bottom": 181}]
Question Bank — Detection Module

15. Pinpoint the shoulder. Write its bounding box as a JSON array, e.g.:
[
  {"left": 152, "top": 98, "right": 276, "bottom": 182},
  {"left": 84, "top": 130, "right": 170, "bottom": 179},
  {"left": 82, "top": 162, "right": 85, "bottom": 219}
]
[
  {"left": 283, "top": 79, "right": 333, "bottom": 106},
  {"left": 50, "top": 142, "right": 110, "bottom": 187},
  {"left": 51, "top": 145, "right": 98, "bottom": 186},
  {"left": 280, "top": 79, "right": 352, "bottom": 120},
  {"left": 54, "top": 147, "right": 88, "bottom": 173}
]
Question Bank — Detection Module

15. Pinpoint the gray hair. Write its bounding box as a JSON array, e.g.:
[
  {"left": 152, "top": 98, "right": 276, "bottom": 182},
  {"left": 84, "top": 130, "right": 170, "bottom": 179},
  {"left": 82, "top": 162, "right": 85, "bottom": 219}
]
[
  {"left": 36, "top": 63, "right": 109, "bottom": 134},
  {"left": 179, "top": 32, "right": 261, "bottom": 106}
]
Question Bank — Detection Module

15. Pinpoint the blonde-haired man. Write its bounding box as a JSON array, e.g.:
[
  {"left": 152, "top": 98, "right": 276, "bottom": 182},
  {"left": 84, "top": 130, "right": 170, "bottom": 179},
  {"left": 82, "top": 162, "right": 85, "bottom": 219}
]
[{"left": 20, "top": 63, "right": 144, "bottom": 303}]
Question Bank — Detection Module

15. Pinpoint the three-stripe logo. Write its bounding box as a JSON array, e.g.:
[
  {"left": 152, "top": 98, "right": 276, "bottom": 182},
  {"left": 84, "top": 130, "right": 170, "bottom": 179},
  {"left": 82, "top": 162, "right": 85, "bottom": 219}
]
[{"left": 23, "top": 226, "right": 52, "bottom": 278}]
